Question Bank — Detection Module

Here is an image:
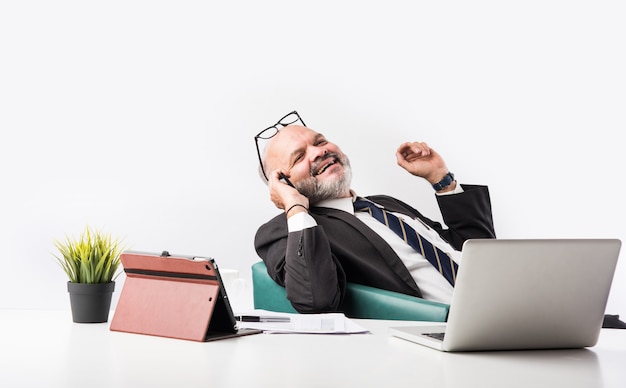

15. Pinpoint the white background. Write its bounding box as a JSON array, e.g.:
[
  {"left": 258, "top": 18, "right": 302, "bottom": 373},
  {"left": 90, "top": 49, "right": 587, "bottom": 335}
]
[{"left": 1, "top": 1, "right": 624, "bottom": 314}]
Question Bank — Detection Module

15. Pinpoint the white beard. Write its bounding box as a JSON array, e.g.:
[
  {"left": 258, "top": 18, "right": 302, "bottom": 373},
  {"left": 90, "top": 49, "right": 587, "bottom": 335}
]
[{"left": 296, "top": 154, "right": 352, "bottom": 204}]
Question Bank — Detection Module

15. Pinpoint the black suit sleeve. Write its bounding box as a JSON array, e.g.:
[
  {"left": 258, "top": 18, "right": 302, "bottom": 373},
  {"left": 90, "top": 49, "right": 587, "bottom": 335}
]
[
  {"left": 435, "top": 184, "right": 496, "bottom": 249},
  {"left": 254, "top": 216, "right": 345, "bottom": 313}
]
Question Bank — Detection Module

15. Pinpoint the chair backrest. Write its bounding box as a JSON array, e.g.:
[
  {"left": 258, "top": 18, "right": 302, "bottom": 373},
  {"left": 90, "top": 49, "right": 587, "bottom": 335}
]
[{"left": 251, "top": 261, "right": 449, "bottom": 321}]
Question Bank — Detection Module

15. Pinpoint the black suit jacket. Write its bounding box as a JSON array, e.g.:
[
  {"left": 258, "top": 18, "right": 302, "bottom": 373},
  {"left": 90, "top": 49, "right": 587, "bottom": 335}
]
[{"left": 254, "top": 184, "right": 496, "bottom": 313}]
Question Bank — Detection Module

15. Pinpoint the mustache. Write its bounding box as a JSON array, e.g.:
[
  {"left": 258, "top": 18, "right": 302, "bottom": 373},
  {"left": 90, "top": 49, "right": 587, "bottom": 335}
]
[{"left": 309, "top": 152, "right": 342, "bottom": 177}]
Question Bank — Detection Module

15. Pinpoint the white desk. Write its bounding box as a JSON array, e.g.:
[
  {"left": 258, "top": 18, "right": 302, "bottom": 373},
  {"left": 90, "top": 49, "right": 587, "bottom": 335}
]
[{"left": 1, "top": 309, "right": 624, "bottom": 388}]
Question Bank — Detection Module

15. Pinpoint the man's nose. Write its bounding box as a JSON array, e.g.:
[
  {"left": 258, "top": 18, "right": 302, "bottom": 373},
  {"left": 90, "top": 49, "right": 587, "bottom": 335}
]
[{"left": 311, "top": 146, "right": 328, "bottom": 161}]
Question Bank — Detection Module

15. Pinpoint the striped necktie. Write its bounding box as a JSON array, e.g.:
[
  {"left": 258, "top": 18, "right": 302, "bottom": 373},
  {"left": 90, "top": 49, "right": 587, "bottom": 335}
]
[{"left": 354, "top": 198, "right": 458, "bottom": 286}]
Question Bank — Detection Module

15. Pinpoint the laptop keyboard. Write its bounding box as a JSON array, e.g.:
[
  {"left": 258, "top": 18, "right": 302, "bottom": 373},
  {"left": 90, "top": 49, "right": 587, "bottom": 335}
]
[{"left": 423, "top": 332, "right": 445, "bottom": 341}]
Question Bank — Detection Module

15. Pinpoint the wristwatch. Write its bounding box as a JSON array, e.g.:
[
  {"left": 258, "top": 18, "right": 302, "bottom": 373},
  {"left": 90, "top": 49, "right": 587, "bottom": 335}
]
[{"left": 432, "top": 172, "right": 455, "bottom": 191}]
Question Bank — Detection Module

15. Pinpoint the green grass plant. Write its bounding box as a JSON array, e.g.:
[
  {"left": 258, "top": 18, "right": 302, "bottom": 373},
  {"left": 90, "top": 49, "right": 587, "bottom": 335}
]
[{"left": 54, "top": 226, "right": 125, "bottom": 284}]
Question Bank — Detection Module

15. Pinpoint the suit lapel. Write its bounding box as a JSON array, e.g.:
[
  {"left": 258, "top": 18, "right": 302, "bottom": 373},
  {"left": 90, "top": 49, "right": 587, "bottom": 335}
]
[{"left": 310, "top": 206, "right": 421, "bottom": 296}]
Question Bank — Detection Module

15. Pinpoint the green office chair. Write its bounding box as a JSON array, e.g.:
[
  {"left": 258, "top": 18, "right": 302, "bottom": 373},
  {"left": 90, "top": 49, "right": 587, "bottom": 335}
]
[{"left": 251, "top": 261, "right": 449, "bottom": 321}]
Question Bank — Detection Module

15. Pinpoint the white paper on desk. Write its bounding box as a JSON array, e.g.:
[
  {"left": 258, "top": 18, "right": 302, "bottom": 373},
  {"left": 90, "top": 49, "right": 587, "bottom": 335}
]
[{"left": 236, "top": 310, "right": 369, "bottom": 334}]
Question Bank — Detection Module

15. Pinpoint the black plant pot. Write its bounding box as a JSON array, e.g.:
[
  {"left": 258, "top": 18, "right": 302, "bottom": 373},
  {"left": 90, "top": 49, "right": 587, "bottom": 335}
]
[{"left": 67, "top": 281, "right": 115, "bottom": 323}]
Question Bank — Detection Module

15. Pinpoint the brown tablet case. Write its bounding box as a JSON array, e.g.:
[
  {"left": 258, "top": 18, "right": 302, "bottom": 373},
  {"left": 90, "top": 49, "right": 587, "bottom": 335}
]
[{"left": 110, "top": 250, "right": 261, "bottom": 342}]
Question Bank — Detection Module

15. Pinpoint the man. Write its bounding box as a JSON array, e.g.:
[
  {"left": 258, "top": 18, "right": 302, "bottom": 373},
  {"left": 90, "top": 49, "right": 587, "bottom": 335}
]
[{"left": 254, "top": 111, "right": 496, "bottom": 313}]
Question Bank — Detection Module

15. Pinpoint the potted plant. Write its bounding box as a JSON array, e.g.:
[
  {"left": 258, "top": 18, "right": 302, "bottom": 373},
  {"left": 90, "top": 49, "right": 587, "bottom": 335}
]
[{"left": 54, "top": 226, "right": 125, "bottom": 323}]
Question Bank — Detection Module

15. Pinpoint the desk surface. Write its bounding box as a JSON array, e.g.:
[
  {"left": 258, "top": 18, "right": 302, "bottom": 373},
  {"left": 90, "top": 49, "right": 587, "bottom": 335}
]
[{"left": 1, "top": 309, "right": 624, "bottom": 388}]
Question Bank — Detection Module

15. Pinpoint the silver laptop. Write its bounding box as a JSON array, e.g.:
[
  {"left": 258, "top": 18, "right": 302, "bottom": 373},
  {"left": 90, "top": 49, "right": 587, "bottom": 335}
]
[{"left": 389, "top": 239, "right": 621, "bottom": 352}]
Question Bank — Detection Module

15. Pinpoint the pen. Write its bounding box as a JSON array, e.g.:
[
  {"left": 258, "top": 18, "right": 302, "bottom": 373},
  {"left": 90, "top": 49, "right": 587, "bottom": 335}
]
[
  {"left": 279, "top": 172, "right": 296, "bottom": 188},
  {"left": 235, "top": 315, "right": 291, "bottom": 323}
]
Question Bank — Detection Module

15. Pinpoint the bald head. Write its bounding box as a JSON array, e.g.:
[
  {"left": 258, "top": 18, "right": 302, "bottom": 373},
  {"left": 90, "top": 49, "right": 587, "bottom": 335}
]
[{"left": 262, "top": 126, "right": 319, "bottom": 177}]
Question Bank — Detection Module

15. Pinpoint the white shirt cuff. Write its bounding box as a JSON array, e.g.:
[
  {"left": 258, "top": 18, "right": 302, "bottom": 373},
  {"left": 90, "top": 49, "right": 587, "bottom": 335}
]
[{"left": 287, "top": 211, "right": 318, "bottom": 232}]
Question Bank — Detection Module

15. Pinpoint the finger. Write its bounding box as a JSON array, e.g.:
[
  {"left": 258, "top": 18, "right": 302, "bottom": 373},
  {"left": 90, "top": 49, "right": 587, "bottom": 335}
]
[
  {"left": 396, "top": 142, "right": 414, "bottom": 157},
  {"left": 398, "top": 144, "right": 430, "bottom": 162},
  {"left": 411, "top": 142, "right": 430, "bottom": 156},
  {"left": 268, "top": 169, "right": 287, "bottom": 194},
  {"left": 399, "top": 142, "right": 430, "bottom": 156}
]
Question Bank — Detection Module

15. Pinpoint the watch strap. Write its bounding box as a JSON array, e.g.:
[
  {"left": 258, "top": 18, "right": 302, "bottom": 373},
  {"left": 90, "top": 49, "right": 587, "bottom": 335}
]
[{"left": 432, "top": 172, "right": 455, "bottom": 191}]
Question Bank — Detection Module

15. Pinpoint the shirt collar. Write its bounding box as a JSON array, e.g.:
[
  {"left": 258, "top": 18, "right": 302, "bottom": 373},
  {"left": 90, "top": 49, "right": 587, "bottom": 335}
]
[{"left": 314, "top": 191, "right": 358, "bottom": 215}]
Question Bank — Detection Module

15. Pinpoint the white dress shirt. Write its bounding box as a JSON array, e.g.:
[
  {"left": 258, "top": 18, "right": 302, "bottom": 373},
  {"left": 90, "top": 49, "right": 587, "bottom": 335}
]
[{"left": 286, "top": 186, "right": 464, "bottom": 304}]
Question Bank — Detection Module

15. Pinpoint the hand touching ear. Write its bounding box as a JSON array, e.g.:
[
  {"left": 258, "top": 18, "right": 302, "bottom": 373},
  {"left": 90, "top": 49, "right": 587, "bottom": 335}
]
[{"left": 268, "top": 169, "right": 309, "bottom": 217}]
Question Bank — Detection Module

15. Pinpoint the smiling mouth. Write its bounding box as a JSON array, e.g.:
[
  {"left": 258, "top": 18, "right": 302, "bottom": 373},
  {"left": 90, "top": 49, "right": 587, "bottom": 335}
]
[{"left": 313, "top": 157, "right": 338, "bottom": 176}]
